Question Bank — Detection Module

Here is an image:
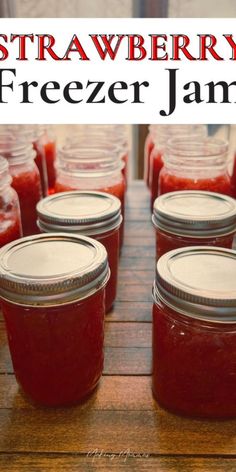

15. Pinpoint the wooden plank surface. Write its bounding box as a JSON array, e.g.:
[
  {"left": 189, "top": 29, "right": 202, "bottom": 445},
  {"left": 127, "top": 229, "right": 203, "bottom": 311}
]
[{"left": 0, "top": 181, "right": 235, "bottom": 471}]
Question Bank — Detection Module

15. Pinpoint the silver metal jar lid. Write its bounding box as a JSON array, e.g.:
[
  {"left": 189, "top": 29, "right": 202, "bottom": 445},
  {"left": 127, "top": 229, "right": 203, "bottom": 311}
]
[
  {"left": 37, "top": 191, "right": 122, "bottom": 235},
  {"left": 153, "top": 246, "right": 236, "bottom": 322},
  {"left": 153, "top": 191, "right": 236, "bottom": 238},
  {"left": 0, "top": 233, "right": 109, "bottom": 306}
]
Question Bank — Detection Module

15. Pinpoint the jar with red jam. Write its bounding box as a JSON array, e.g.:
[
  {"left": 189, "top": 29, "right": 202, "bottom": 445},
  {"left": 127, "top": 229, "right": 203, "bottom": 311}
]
[
  {"left": 153, "top": 246, "right": 236, "bottom": 419},
  {"left": 55, "top": 147, "right": 125, "bottom": 247},
  {"left": 0, "top": 233, "right": 109, "bottom": 407},
  {"left": 153, "top": 191, "right": 236, "bottom": 260},
  {"left": 159, "top": 137, "right": 233, "bottom": 197},
  {"left": 0, "top": 134, "right": 43, "bottom": 236},
  {"left": 0, "top": 156, "right": 22, "bottom": 247},
  {"left": 150, "top": 125, "right": 207, "bottom": 208},
  {"left": 37, "top": 191, "right": 122, "bottom": 313}
]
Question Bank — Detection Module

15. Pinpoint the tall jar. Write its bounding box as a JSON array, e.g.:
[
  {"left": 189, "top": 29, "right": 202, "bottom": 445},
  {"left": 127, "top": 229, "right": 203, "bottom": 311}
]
[
  {"left": 153, "top": 246, "right": 236, "bottom": 419},
  {"left": 159, "top": 137, "right": 233, "bottom": 197},
  {"left": 37, "top": 191, "right": 122, "bottom": 313},
  {"left": 0, "top": 134, "right": 43, "bottom": 236},
  {"left": 55, "top": 147, "right": 126, "bottom": 247},
  {"left": 0, "top": 233, "right": 109, "bottom": 407},
  {"left": 152, "top": 191, "right": 236, "bottom": 260},
  {"left": 149, "top": 125, "right": 207, "bottom": 208},
  {"left": 0, "top": 156, "right": 22, "bottom": 247}
]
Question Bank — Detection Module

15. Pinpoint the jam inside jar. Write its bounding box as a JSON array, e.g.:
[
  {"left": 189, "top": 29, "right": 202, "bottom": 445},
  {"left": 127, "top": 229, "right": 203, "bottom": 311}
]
[
  {"left": 37, "top": 191, "right": 122, "bottom": 313},
  {"left": 0, "top": 233, "right": 109, "bottom": 407},
  {"left": 153, "top": 191, "right": 236, "bottom": 260},
  {"left": 0, "top": 135, "right": 43, "bottom": 236},
  {"left": 158, "top": 137, "right": 233, "bottom": 197},
  {"left": 153, "top": 246, "right": 236, "bottom": 419},
  {"left": 0, "top": 156, "right": 22, "bottom": 247},
  {"left": 149, "top": 125, "right": 207, "bottom": 208},
  {"left": 54, "top": 147, "right": 125, "bottom": 248}
]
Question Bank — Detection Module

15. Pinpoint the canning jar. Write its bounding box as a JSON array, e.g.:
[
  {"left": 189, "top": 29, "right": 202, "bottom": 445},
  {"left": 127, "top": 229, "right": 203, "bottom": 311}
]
[
  {"left": 153, "top": 191, "right": 236, "bottom": 260},
  {"left": 159, "top": 137, "right": 233, "bottom": 197},
  {"left": 0, "top": 233, "right": 109, "bottom": 407},
  {"left": 0, "top": 156, "right": 22, "bottom": 247},
  {"left": 55, "top": 147, "right": 125, "bottom": 247},
  {"left": 150, "top": 125, "right": 207, "bottom": 208},
  {"left": 37, "top": 191, "right": 122, "bottom": 312},
  {"left": 0, "top": 134, "right": 42, "bottom": 236},
  {"left": 153, "top": 246, "right": 236, "bottom": 419}
]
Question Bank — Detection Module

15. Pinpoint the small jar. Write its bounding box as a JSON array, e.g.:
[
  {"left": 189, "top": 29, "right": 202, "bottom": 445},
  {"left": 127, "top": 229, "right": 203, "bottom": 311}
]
[
  {"left": 0, "top": 156, "right": 22, "bottom": 247},
  {"left": 159, "top": 137, "right": 233, "bottom": 197},
  {"left": 55, "top": 147, "right": 125, "bottom": 247},
  {"left": 153, "top": 191, "right": 236, "bottom": 260},
  {"left": 0, "top": 134, "right": 42, "bottom": 236},
  {"left": 150, "top": 125, "right": 207, "bottom": 208},
  {"left": 153, "top": 246, "right": 236, "bottom": 419},
  {"left": 37, "top": 191, "right": 122, "bottom": 312},
  {"left": 0, "top": 233, "right": 109, "bottom": 407}
]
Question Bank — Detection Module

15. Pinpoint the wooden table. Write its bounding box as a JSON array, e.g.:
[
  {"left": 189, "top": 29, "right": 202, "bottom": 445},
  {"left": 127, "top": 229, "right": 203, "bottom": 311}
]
[{"left": 0, "top": 181, "right": 236, "bottom": 471}]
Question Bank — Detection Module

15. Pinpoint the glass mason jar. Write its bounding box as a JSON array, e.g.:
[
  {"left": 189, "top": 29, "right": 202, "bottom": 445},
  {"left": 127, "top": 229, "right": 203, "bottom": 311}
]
[
  {"left": 0, "top": 134, "right": 43, "bottom": 236},
  {"left": 0, "top": 233, "right": 109, "bottom": 407},
  {"left": 0, "top": 156, "right": 22, "bottom": 247},
  {"left": 153, "top": 246, "right": 236, "bottom": 419},
  {"left": 159, "top": 137, "right": 233, "bottom": 197},
  {"left": 55, "top": 147, "right": 126, "bottom": 247},
  {"left": 37, "top": 191, "right": 122, "bottom": 313},
  {"left": 152, "top": 191, "right": 236, "bottom": 260},
  {"left": 150, "top": 125, "right": 207, "bottom": 208}
]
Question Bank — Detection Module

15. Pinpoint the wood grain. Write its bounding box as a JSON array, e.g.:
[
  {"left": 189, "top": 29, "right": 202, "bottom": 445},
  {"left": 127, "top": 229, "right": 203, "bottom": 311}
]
[
  {"left": 0, "top": 409, "right": 236, "bottom": 455},
  {"left": 106, "top": 302, "right": 152, "bottom": 322}
]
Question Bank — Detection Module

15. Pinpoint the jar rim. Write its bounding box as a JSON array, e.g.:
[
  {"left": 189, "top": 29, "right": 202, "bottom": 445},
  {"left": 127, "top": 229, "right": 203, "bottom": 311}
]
[
  {"left": 153, "top": 191, "right": 236, "bottom": 238},
  {"left": 0, "top": 233, "right": 109, "bottom": 306},
  {"left": 0, "top": 155, "right": 11, "bottom": 187},
  {"left": 152, "top": 125, "right": 207, "bottom": 145},
  {"left": 154, "top": 246, "right": 236, "bottom": 322},
  {"left": 166, "top": 137, "right": 228, "bottom": 159},
  {"left": 37, "top": 191, "right": 122, "bottom": 235},
  {"left": 0, "top": 133, "right": 36, "bottom": 164}
]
